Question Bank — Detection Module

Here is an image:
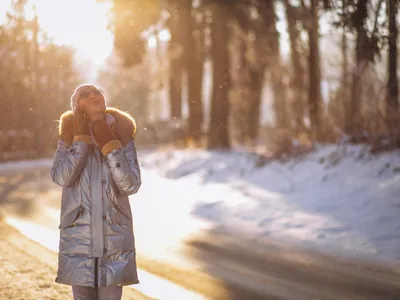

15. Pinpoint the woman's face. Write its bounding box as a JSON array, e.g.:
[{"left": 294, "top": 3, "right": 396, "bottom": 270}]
[{"left": 78, "top": 87, "right": 106, "bottom": 116}]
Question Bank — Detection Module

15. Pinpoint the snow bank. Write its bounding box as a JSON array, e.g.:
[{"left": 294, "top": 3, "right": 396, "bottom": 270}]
[
  {"left": 140, "top": 145, "right": 400, "bottom": 261},
  {"left": 0, "top": 158, "right": 52, "bottom": 173},
  {"left": 3, "top": 145, "right": 400, "bottom": 262}
]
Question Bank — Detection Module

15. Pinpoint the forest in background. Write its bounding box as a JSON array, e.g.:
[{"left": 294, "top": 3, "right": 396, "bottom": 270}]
[
  {"left": 104, "top": 0, "right": 399, "bottom": 155},
  {"left": 0, "top": 0, "right": 399, "bottom": 161},
  {"left": 0, "top": 0, "right": 81, "bottom": 159}
]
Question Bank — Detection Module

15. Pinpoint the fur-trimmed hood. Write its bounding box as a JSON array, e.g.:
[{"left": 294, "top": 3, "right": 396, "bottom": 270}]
[{"left": 58, "top": 107, "right": 137, "bottom": 146}]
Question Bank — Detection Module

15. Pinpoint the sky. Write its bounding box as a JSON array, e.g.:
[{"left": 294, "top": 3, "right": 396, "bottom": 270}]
[{"left": 0, "top": 0, "right": 114, "bottom": 69}]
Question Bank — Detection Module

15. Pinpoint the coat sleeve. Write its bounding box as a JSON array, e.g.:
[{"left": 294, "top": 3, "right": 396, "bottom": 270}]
[
  {"left": 51, "top": 139, "right": 90, "bottom": 188},
  {"left": 105, "top": 139, "right": 141, "bottom": 196}
]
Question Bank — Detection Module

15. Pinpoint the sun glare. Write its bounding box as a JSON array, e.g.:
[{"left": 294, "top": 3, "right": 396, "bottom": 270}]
[
  {"left": 147, "top": 29, "right": 171, "bottom": 49},
  {"left": 24, "top": 3, "right": 36, "bottom": 22},
  {"left": 148, "top": 35, "right": 158, "bottom": 49},
  {"left": 159, "top": 29, "right": 171, "bottom": 42},
  {"left": 22, "top": 0, "right": 113, "bottom": 67}
]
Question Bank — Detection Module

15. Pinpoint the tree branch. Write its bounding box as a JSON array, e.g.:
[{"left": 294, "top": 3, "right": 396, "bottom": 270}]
[{"left": 372, "top": 0, "right": 384, "bottom": 36}]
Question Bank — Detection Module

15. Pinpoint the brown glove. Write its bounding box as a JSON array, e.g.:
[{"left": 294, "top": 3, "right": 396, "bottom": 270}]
[
  {"left": 72, "top": 107, "right": 92, "bottom": 144},
  {"left": 91, "top": 119, "right": 122, "bottom": 156}
]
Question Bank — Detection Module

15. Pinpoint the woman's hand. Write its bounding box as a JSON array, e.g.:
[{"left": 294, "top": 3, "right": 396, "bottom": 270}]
[
  {"left": 89, "top": 113, "right": 105, "bottom": 121},
  {"left": 91, "top": 119, "right": 122, "bottom": 155},
  {"left": 73, "top": 106, "right": 90, "bottom": 136}
]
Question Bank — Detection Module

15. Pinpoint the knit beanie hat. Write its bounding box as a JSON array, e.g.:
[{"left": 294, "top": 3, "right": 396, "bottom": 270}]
[{"left": 70, "top": 84, "right": 106, "bottom": 114}]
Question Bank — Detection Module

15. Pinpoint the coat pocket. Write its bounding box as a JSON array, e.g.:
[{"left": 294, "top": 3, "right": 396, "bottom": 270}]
[
  {"left": 58, "top": 205, "right": 84, "bottom": 229},
  {"left": 115, "top": 194, "right": 132, "bottom": 224},
  {"left": 103, "top": 178, "right": 132, "bottom": 225}
]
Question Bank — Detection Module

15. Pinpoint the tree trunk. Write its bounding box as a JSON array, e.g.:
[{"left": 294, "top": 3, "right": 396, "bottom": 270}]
[
  {"left": 265, "top": 0, "right": 288, "bottom": 130},
  {"left": 186, "top": 5, "right": 204, "bottom": 145},
  {"left": 284, "top": 0, "right": 305, "bottom": 133},
  {"left": 386, "top": 0, "right": 399, "bottom": 142},
  {"left": 346, "top": 0, "right": 368, "bottom": 135},
  {"left": 32, "top": 14, "right": 45, "bottom": 156},
  {"left": 168, "top": 55, "right": 182, "bottom": 119},
  {"left": 341, "top": 0, "right": 349, "bottom": 130},
  {"left": 168, "top": 9, "right": 183, "bottom": 119},
  {"left": 248, "top": 68, "right": 263, "bottom": 140},
  {"left": 308, "top": 0, "right": 322, "bottom": 141},
  {"left": 247, "top": 4, "right": 265, "bottom": 141},
  {"left": 271, "top": 68, "right": 288, "bottom": 129},
  {"left": 232, "top": 36, "right": 251, "bottom": 144},
  {"left": 208, "top": 4, "right": 230, "bottom": 149}
]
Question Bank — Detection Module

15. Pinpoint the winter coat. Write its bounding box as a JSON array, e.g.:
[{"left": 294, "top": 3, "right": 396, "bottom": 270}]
[{"left": 51, "top": 107, "right": 141, "bottom": 287}]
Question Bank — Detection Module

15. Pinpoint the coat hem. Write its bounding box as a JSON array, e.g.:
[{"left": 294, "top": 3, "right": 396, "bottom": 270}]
[{"left": 55, "top": 277, "right": 140, "bottom": 287}]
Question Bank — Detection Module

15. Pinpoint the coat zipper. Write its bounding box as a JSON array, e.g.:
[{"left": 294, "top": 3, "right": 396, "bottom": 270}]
[
  {"left": 94, "top": 258, "right": 98, "bottom": 288},
  {"left": 91, "top": 150, "right": 104, "bottom": 258}
]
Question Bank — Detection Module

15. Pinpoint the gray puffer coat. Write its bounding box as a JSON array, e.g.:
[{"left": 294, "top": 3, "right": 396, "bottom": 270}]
[{"left": 51, "top": 108, "right": 141, "bottom": 287}]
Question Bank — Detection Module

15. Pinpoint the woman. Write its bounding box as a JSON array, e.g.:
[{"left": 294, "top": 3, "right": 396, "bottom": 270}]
[{"left": 51, "top": 84, "right": 141, "bottom": 300}]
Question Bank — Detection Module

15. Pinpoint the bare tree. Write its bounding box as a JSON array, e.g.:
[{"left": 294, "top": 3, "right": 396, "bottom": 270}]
[
  {"left": 207, "top": 2, "right": 231, "bottom": 149},
  {"left": 167, "top": 1, "right": 185, "bottom": 119},
  {"left": 186, "top": 3, "right": 205, "bottom": 144},
  {"left": 340, "top": 0, "right": 349, "bottom": 131},
  {"left": 304, "top": 0, "right": 323, "bottom": 141},
  {"left": 263, "top": 1, "right": 288, "bottom": 132},
  {"left": 386, "top": 0, "right": 399, "bottom": 143},
  {"left": 284, "top": 0, "right": 307, "bottom": 134}
]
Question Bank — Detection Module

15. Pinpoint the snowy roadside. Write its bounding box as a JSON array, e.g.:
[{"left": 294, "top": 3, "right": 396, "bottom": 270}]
[
  {"left": 2, "top": 145, "right": 400, "bottom": 298},
  {"left": 2, "top": 143, "right": 400, "bottom": 264},
  {"left": 0, "top": 221, "right": 73, "bottom": 300},
  {"left": 0, "top": 166, "right": 204, "bottom": 300},
  {"left": 0, "top": 219, "right": 157, "bottom": 300},
  {"left": 0, "top": 158, "right": 52, "bottom": 174},
  {"left": 139, "top": 144, "right": 400, "bottom": 263}
]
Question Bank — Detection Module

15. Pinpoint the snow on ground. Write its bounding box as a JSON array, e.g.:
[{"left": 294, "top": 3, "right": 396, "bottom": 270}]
[
  {"left": 0, "top": 158, "right": 52, "bottom": 173},
  {"left": 3, "top": 144, "right": 400, "bottom": 263},
  {"left": 140, "top": 144, "right": 400, "bottom": 261}
]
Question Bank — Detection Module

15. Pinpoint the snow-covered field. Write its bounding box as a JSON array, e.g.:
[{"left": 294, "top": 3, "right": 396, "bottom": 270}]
[
  {"left": 140, "top": 144, "right": 400, "bottom": 262},
  {"left": 0, "top": 158, "right": 52, "bottom": 173},
  {"left": 3, "top": 144, "right": 400, "bottom": 263}
]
